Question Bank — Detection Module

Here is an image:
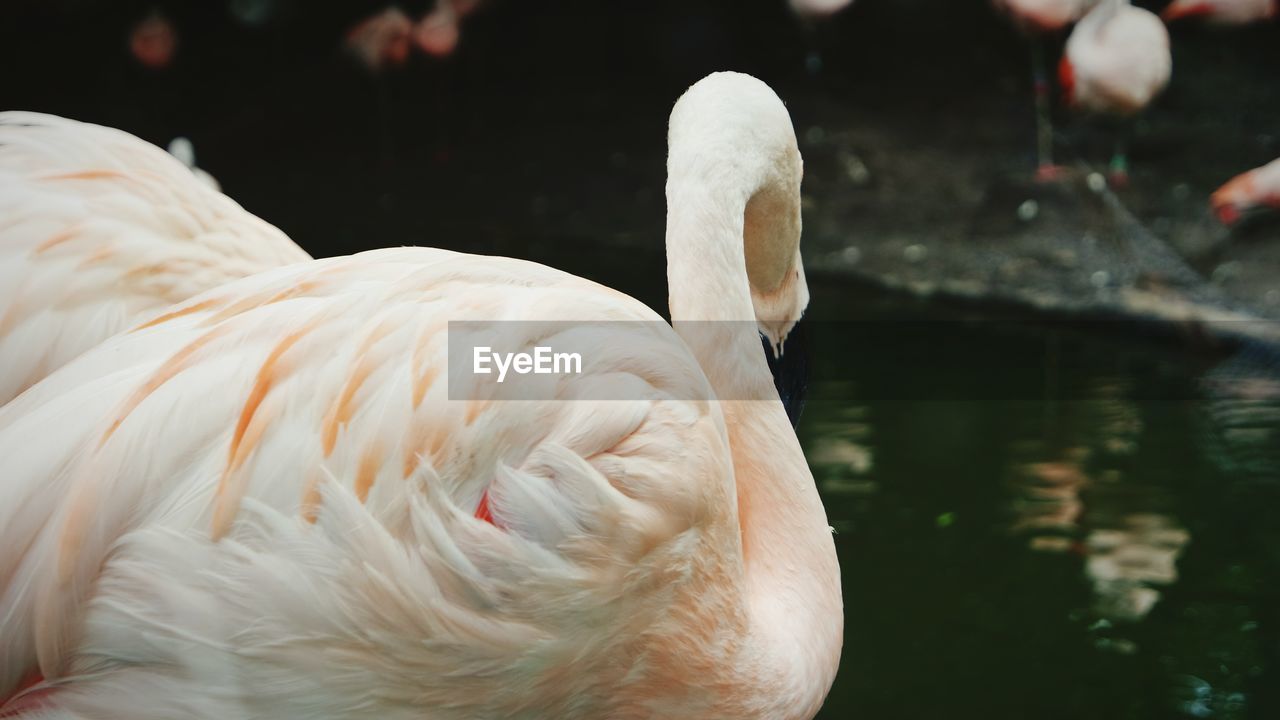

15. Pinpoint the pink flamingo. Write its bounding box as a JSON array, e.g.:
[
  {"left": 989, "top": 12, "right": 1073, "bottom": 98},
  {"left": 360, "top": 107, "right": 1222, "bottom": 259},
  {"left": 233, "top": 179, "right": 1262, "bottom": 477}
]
[
  {"left": 1211, "top": 157, "right": 1280, "bottom": 225},
  {"left": 0, "top": 73, "right": 842, "bottom": 720},
  {"left": 345, "top": 2, "right": 485, "bottom": 70},
  {"left": 343, "top": 6, "right": 415, "bottom": 72},
  {"left": 415, "top": 0, "right": 486, "bottom": 57},
  {"left": 788, "top": 0, "right": 855, "bottom": 18},
  {"left": 128, "top": 11, "right": 177, "bottom": 70},
  {"left": 1162, "top": 0, "right": 1278, "bottom": 23},
  {"left": 1058, "top": 0, "right": 1171, "bottom": 184}
]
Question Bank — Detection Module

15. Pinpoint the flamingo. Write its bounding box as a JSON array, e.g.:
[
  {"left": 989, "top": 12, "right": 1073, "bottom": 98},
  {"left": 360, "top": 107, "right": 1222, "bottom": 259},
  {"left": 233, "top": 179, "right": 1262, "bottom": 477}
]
[
  {"left": 1211, "top": 157, "right": 1280, "bottom": 225},
  {"left": 991, "top": 0, "right": 1099, "bottom": 180},
  {"left": 1059, "top": 0, "right": 1171, "bottom": 183},
  {"left": 414, "top": 0, "right": 485, "bottom": 58},
  {"left": 343, "top": 6, "right": 415, "bottom": 72},
  {"left": 0, "top": 73, "right": 842, "bottom": 719},
  {"left": 128, "top": 11, "right": 178, "bottom": 70},
  {"left": 1162, "top": 0, "right": 1278, "bottom": 23},
  {"left": 0, "top": 113, "right": 309, "bottom": 406},
  {"left": 788, "top": 0, "right": 854, "bottom": 18},
  {"left": 344, "top": 2, "right": 483, "bottom": 69}
]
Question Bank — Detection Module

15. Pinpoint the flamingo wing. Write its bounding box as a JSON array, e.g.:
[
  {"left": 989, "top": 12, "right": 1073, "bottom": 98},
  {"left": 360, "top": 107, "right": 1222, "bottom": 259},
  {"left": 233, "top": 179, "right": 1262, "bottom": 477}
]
[
  {"left": 0, "top": 247, "right": 740, "bottom": 718},
  {"left": 0, "top": 112, "right": 309, "bottom": 405}
]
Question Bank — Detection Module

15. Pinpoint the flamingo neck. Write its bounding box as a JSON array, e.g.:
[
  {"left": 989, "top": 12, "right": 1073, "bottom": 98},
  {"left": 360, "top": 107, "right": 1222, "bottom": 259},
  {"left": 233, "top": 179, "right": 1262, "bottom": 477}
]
[
  {"left": 1081, "top": 0, "right": 1125, "bottom": 29},
  {"left": 662, "top": 84, "right": 842, "bottom": 716},
  {"left": 665, "top": 180, "right": 778, "bottom": 403}
]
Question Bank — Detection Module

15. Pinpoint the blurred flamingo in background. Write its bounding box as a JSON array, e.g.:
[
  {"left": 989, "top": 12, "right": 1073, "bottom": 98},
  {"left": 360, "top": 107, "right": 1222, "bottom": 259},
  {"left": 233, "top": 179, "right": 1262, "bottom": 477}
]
[
  {"left": 128, "top": 11, "right": 177, "bottom": 69},
  {"left": 0, "top": 73, "right": 841, "bottom": 720},
  {"left": 0, "top": 113, "right": 308, "bottom": 405},
  {"left": 788, "top": 0, "right": 854, "bottom": 18},
  {"left": 1162, "top": 0, "right": 1278, "bottom": 23},
  {"left": 1211, "top": 158, "right": 1280, "bottom": 225},
  {"left": 345, "top": 1, "right": 485, "bottom": 70},
  {"left": 1059, "top": 0, "right": 1171, "bottom": 184},
  {"left": 415, "top": 0, "right": 486, "bottom": 57},
  {"left": 992, "top": 0, "right": 1098, "bottom": 180},
  {"left": 343, "top": 6, "right": 415, "bottom": 71}
]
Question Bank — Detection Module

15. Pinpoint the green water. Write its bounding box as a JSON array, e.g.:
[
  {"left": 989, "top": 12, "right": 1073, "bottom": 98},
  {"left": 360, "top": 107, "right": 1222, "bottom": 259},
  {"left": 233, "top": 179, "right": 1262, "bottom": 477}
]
[{"left": 802, "top": 286, "right": 1279, "bottom": 719}]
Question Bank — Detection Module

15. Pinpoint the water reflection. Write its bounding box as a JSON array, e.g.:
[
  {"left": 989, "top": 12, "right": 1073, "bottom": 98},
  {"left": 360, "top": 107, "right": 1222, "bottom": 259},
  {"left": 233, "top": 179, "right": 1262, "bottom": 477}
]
[
  {"left": 797, "top": 311, "right": 1272, "bottom": 719},
  {"left": 1007, "top": 377, "right": 1190, "bottom": 627}
]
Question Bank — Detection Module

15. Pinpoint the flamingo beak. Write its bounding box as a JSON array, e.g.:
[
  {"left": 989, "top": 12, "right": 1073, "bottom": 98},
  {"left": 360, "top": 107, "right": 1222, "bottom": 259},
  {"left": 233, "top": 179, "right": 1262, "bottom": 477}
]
[
  {"left": 762, "top": 318, "right": 809, "bottom": 429},
  {"left": 1213, "top": 202, "right": 1242, "bottom": 227}
]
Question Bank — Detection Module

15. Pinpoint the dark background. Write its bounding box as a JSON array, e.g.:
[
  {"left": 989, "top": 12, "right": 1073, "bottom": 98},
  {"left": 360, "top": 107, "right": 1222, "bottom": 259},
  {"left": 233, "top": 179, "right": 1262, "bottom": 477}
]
[{"left": 6, "top": 0, "right": 1276, "bottom": 271}]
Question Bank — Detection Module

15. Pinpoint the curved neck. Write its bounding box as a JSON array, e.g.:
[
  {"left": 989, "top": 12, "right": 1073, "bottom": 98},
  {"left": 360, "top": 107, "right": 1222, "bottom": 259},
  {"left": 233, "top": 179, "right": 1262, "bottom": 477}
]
[{"left": 664, "top": 139, "right": 842, "bottom": 718}]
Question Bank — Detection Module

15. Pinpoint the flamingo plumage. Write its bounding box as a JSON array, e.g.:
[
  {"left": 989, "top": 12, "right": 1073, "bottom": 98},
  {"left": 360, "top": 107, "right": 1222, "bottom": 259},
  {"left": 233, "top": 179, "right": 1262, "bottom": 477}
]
[
  {"left": 343, "top": 7, "right": 416, "bottom": 71},
  {"left": 1060, "top": 0, "right": 1171, "bottom": 116},
  {"left": 787, "top": 0, "right": 855, "bottom": 19},
  {"left": 1162, "top": 0, "right": 1278, "bottom": 23},
  {"left": 0, "top": 73, "right": 842, "bottom": 719},
  {"left": 1211, "top": 157, "right": 1280, "bottom": 225},
  {"left": 994, "top": 0, "right": 1096, "bottom": 31},
  {"left": 0, "top": 113, "right": 309, "bottom": 406}
]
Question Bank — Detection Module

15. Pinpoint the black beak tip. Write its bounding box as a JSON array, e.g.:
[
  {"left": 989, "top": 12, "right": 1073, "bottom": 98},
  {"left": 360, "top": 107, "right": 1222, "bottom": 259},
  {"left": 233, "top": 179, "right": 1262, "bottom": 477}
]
[{"left": 762, "top": 319, "right": 810, "bottom": 429}]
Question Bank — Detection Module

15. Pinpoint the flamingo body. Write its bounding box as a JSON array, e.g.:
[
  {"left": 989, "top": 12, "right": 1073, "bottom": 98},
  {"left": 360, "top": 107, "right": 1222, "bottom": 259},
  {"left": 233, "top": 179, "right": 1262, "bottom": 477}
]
[
  {"left": 1061, "top": 0, "right": 1171, "bottom": 115},
  {"left": 0, "top": 113, "right": 308, "bottom": 406}
]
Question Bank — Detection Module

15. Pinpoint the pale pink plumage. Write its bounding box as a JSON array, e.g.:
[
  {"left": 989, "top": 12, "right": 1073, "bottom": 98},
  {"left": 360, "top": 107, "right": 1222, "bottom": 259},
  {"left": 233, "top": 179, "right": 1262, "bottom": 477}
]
[
  {"left": 0, "top": 113, "right": 309, "bottom": 406},
  {"left": 343, "top": 7, "right": 416, "bottom": 71},
  {"left": 1162, "top": 0, "right": 1278, "bottom": 23},
  {"left": 993, "top": 0, "right": 1096, "bottom": 31},
  {"left": 0, "top": 73, "right": 841, "bottom": 719},
  {"left": 1061, "top": 0, "right": 1171, "bottom": 115},
  {"left": 787, "top": 0, "right": 855, "bottom": 19}
]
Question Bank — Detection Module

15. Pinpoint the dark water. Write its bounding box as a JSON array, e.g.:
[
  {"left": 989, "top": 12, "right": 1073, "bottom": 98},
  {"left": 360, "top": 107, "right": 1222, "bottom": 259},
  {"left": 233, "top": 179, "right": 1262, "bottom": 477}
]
[{"left": 797, "top": 284, "right": 1280, "bottom": 720}]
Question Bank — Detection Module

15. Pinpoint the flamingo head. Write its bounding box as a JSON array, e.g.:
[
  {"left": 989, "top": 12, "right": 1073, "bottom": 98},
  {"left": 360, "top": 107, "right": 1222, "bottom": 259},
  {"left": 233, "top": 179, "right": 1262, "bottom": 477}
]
[{"left": 1210, "top": 170, "right": 1267, "bottom": 226}]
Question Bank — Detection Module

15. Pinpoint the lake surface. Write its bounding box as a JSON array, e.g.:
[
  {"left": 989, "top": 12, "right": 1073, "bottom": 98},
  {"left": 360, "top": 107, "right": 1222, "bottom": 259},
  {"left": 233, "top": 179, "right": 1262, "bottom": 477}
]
[{"left": 800, "top": 283, "right": 1280, "bottom": 720}]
